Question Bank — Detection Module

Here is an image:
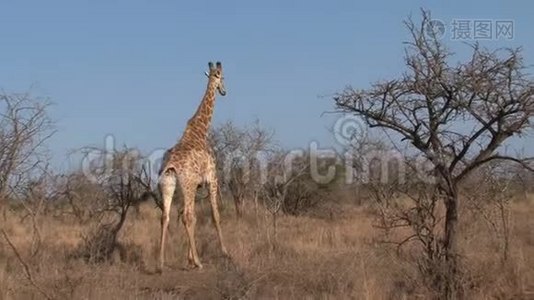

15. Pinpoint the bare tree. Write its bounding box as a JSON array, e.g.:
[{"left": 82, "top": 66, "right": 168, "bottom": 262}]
[
  {"left": 345, "top": 134, "right": 403, "bottom": 206},
  {"left": 261, "top": 151, "right": 308, "bottom": 244},
  {"left": 333, "top": 10, "right": 534, "bottom": 298},
  {"left": 210, "top": 120, "right": 275, "bottom": 217},
  {"left": 53, "top": 172, "right": 108, "bottom": 223},
  {"left": 18, "top": 169, "right": 60, "bottom": 258},
  {"left": 76, "top": 147, "right": 150, "bottom": 263},
  {"left": 0, "top": 92, "right": 54, "bottom": 218}
]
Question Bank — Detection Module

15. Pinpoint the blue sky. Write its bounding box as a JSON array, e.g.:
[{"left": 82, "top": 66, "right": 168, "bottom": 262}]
[{"left": 1, "top": 0, "right": 533, "bottom": 171}]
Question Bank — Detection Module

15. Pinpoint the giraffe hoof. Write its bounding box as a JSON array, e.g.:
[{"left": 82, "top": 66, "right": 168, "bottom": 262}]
[
  {"left": 185, "top": 264, "right": 203, "bottom": 270},
  {"left": 185, "top": 260, "right": 203, "bottom": 270}
]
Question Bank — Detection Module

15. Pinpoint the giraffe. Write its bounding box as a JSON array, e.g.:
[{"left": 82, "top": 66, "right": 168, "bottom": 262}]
[{"left": 158, "top": 61, "right": 228, "bottom": 271}]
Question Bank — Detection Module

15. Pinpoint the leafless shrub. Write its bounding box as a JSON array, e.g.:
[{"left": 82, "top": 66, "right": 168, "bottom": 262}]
[
  {"left": 463, "top": 162, "right": 519, "bottom": 263},
  {"left": 210, "top": 120, "right": 275, "bottom": 217},
  {"left": 17, "top": 171, "right": 60, "bottom": 258},
  {"left": 259, "top": 151, "right": 335, "bottom": 248},
  {"left": 74, "top": 148, "right": 151, "bottom": 263},
  {"left": 0, "top": 91, "right": 54, "bottom": 218},
  {"left": 346, "top": 135, "right": 404, "bottom": 206},
  {"left": 369, "top": 177, "right": 449, "bottom": 294},
  {"left": 53, "top": 172, "right": 107, "bottom": 222}
]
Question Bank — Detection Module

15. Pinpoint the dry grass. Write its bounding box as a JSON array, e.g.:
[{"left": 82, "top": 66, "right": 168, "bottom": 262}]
[{"left": 1, "top": 195, "right": 533, "bottom": 299}]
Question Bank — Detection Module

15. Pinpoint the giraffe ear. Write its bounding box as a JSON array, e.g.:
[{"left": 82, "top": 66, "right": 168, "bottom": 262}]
[{"left": 204, "top": 71, "right": 210, "bottom": 77}]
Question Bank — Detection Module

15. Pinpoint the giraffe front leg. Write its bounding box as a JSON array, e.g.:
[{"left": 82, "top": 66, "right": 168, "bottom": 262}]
[{"left": 158, "top": 171, "right": 176, "bottom": 273}]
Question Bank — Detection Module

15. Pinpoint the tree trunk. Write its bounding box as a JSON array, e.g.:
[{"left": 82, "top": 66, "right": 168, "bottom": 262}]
[
  {"left": 0, "top": 196, "right": 6, "bottom": 222},
  {"left": 233, "top": 195, "right": 243, "bottom": 218},
  {"left": 499, "top": 201, "right": 510, "bottom": 263},
  {"left": 253, "top": 191, "right": 259, "bottom": 221},
  {"left": 443, "top": 187, "right": 460, "bottom": 300}
]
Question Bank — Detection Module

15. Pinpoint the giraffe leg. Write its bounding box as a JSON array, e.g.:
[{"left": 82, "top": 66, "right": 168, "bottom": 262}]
[
  {"left": 177, "top": 206, "right": 195, "bottom": 266},
  {"left": 182, "top": 186, "right": 203, "bottom": 269},
  {"left": 208, "top": 178, "right": 228, "bottom": 256},
  {"left": 158, "top": 171, "right": 176, "bottom": 273},
  {"left": 187, "top": 247, "right": 194, "bottom": 266}
]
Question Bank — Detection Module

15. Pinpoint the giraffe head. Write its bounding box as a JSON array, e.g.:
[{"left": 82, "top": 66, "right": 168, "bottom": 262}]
[{"left": 205, "top": 61, "right": 226, "bottom": 96}]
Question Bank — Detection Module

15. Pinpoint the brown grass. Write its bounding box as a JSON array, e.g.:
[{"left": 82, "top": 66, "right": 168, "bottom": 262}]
[{"left": 1, "top": 195, "right": 533, "bottom": 299}]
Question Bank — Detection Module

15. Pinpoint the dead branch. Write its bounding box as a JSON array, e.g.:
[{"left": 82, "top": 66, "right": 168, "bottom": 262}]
[{"left": 1, "top": 229, "right": 53, "bottom": 300}]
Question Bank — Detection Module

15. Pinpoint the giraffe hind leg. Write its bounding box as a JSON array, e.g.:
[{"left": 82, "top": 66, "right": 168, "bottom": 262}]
[
  {"left": 208, "top": 178, "right": 228, "bottom": 256},
  {"left": 158, "top": 170, "right": 176, "bottom": 273},
  {"left": 181, "top": 185, "right": 203, "bottom": 269}
]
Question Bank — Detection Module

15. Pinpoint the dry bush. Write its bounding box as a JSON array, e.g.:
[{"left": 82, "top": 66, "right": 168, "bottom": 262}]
[
  {"left": 210, "top": 120, "right": 276, "bottom": 217},
  {"left": 0, "top": 92, "right": 54, "bottom": 218},
  {"left": 261, "top": 151, "right": 333, "bottom": 217},
  {"left": 73, "top": 148, "right": 152, "bottom": 264},
  {"left": 364, "top": 165, "right": 534, "bottom": 299},
  {"left": 52, "top": 172, "right": 108, "bottom": 223}
]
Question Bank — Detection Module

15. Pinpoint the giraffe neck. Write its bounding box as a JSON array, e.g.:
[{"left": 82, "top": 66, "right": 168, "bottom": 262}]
[{"left": 180, "top": 79, "right": 218, "bottom": 145}]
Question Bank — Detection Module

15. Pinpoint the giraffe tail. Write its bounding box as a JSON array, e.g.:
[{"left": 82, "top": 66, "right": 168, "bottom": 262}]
[{"left": 140, "top": 190, "right": 164, "bottom": 211}]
